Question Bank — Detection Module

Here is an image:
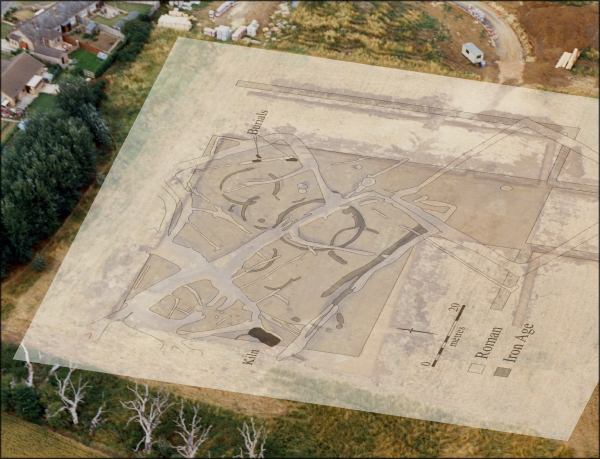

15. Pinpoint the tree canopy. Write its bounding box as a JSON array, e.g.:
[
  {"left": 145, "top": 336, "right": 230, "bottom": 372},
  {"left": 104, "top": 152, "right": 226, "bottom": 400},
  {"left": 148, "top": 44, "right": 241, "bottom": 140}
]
[
  {"left": 118, "top": 16, "right": 153, "bottom": 62},
  {"left": 1, "top": 113, "right": 95, "bottom": 267},
  {"left": 1, "top": 77, "right": 107, "bottom": 277}
]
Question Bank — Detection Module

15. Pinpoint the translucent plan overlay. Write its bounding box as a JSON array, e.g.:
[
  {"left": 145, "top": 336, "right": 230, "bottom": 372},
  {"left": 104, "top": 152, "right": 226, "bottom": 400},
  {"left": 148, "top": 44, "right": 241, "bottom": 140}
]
[{"left": 18, "top": 39, "right": 598, "bottom": 440}]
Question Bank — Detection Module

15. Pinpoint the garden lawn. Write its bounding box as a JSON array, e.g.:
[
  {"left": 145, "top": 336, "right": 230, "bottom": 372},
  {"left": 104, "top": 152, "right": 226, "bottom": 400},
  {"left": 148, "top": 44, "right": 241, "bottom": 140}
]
[
  {"left": 108, "top": 2, "right": 152, "bottom": 14},
  {"left": 27, "top": 93, "right": 58, "bottom": 115},
  {"left": 93, "top": 14, "right": 124, "bottom": 27},
  {"left": 1, "top": 21, "right": 14, "bottom": 39},
  {"left": 71, "top": 49, "right": 103, "bottom": 75}
]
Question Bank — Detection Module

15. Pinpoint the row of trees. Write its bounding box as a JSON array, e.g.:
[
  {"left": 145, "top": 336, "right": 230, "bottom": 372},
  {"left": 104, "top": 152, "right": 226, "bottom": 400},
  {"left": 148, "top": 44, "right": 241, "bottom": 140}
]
[
  {"left": 118, "top": 15, "right": 153, "bottom": 62},
  {"left": 1, "top": 77, "right": 110, "bottom": 278},
  {"left": 2, "top": 344, "right": 268, "bottom": 457}
]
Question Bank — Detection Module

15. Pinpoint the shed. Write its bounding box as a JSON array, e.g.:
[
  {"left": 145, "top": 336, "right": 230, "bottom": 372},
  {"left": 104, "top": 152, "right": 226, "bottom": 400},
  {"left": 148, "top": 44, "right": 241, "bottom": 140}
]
[
  {"left": 26, "top": 74, "right": 44, "bottom": 91},
  {"left": 462, "top": 43, "right": 484, "bottom": 65},
  {"left": 85, "top": 21, "right": 98, "bottom": 35}
]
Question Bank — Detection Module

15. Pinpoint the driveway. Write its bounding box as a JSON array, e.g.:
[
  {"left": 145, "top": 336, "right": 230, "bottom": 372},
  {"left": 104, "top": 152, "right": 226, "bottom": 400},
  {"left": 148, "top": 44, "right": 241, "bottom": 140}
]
[
  {"left": 40, "top": 83, "right": 59, "bottom": 95},
  {"left": 455, "top": 1, "right": 525, "bottom": 84},
  {"left": 1, "top": 1, "right": 18, "bottom": 18}
]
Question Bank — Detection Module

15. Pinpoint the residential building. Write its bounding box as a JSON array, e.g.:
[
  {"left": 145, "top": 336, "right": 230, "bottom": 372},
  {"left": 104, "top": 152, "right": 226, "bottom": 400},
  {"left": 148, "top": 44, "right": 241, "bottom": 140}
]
[
  {"left": 6, "top": 1, "right": 101, "bottom": 66},
  {"left": 1, "top": 53, "right": 46, "bottom": 107}
]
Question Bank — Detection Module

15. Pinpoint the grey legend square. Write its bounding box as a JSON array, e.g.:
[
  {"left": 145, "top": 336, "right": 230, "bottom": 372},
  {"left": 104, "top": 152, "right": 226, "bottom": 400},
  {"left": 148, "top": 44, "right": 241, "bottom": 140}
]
[{"left": 494, "top": 367, "right": 512, "bottom": 378}]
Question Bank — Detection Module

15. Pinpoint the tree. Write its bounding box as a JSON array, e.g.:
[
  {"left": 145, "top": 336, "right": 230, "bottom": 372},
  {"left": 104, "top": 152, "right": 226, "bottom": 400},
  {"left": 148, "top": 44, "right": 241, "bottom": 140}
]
[
  {"left": 57, "top": 76, "right": 103, "bottom": 114},
  {"left": 31, "top": 254, "right": 47, "bottom": 272},
  {"left": 13, "top": 384, "right": 44, "bottom": 422},
  {"left": 171, "top": 402, "right": 212, "bottom": 458},
  {"left": 47, "top": 366, "right": 89, "bottom": 425},
  {"left": 20, "top": 344, "right": 35, "bottom": 387},
  {"left": 237, "top": 418, "right": 267, "bottom": 458},
  {"left": 1, "top": 378, "right": 14, "bottom": 412},
  {"left": 1, "top": 112, "right": 96, "bottom": 275},
  {"left": 118, "top": 17, "right": 152, "bottom": 62},
  {"left": 78, "top": 102, "right": 112, "bottom": 146},
  {"left": 57, "top": 77, "right": 111, "bottom": 146},
  {"left": 121, "top": 384, "right": 173, "bottom": 454},
  {"left": 89, "top": 402, "right": 106, "bottom": 436}
]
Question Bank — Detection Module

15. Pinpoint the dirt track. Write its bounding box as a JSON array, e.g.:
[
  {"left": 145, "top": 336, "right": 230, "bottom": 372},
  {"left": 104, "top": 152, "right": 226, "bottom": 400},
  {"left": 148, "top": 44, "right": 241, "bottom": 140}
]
[{"left": 455, "top": 1, "right": 525, "bottom": 84}]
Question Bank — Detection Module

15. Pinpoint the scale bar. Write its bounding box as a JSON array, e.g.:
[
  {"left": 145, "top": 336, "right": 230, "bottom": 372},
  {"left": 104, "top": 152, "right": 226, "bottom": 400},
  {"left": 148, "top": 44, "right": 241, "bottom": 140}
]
[{"left": 431, "top": 304, "right": 466, "bottom": 367}]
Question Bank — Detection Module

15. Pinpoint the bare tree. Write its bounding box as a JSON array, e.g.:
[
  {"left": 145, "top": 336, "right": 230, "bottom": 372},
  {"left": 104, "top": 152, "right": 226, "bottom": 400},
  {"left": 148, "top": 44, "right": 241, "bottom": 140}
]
[
  {"left": 47, "top": 367, "right": 89, "bottom": 425},
  {"left": 171, "top": 402, "right": 212, "bottom": 458},
  {"left": 121, "top": 384, "right": 173, "bottom": 454},
  {"left": 237, "top": 418, "right": 267, "bottom": 458},
  {"left": 89, "top": 402, "right": 106, "bottom": 436},
  {"left": 20, "top": 344, "right": 34, "bottom": 387},
  {"left": 46, "top": 363, "right": 60, "bottom": 381},
  {"left": 35, "top": 351, "right": 60, "bottom": 383}
]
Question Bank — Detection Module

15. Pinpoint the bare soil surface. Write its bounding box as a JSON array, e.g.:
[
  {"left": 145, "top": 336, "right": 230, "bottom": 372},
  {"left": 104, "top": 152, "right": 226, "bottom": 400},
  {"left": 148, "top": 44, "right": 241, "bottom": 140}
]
[
  {"left": 460, "top": 1, "right": 525, "bottom": 84},
  {"left": 192, "top": 1, "right": 279, "bottom": 31},
  {"left": 423, "top": 2, "right": 499, "bottom": 82},
  {"left": 567, "top": 386, "right": 599, "bottom": 458},
  {"left": 499, "top": 1, "right": 599, "bottom": 96}
]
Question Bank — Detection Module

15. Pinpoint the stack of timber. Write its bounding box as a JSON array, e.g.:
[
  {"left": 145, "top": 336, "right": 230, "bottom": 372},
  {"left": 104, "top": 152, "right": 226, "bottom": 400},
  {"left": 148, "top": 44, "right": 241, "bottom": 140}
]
[{"left": 555, "top": 48, "right": 580, "bottom": 70}]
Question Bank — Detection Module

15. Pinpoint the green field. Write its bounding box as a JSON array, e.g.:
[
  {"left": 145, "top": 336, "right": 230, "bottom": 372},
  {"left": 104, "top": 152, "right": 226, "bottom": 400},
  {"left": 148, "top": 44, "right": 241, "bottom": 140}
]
[
  {"left": 1, "top": 413, "right": 107, "bottom": 458},
  {"left": 94, "top": 2, "right": 152, "bottom": 27},
  {"left": 1, "top": 119, "right": 17, "bottom": 145},
  {"left": 90, "top": 15, "right": 121, "bottom": 27},
  {"left": 71, "top": 49, "right": 103, "bottom": 75},
  {"left": 1, "top": 21, "right": 14, "bottom": 39},
  {"left": 27, "top": 93, "right": 59, "bottom": 115},
  {"left": 109, "top": 1, "right": 152, "bottom": 14}
]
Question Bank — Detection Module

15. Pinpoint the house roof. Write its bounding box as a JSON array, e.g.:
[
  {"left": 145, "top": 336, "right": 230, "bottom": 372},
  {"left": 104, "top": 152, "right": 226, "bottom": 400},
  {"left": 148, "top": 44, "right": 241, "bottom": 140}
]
[
  {"left": 33, "top": 44, "right": 67, "bottom": 59},
  {"left": 1, "top": 53, "right": 45, "bottom": 100},
  {"left": 16, "top": 1, "right": 95, "bottom": 44},
  {"left": 462, "top": 42, "right": 483, "bottom": 54},
  {"left": 0, "top": 59, "right": 10, "bottom": 74}
]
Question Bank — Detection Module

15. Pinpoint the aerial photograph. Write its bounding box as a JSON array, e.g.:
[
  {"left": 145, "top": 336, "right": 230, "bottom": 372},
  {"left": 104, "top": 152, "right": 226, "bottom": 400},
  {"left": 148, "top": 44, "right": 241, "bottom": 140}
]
[{"left": 1, "top": 1, "right": 598, "bottom": 458}]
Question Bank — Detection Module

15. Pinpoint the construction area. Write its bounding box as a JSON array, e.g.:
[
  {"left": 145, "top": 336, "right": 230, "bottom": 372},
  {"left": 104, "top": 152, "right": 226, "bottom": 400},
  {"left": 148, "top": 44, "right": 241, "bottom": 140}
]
[{"left": 158, "top": 1, "right": 598, "bottom": 97}]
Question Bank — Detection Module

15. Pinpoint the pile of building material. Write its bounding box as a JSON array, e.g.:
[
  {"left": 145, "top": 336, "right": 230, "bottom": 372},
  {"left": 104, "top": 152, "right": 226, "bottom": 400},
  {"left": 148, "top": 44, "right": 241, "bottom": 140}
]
[
  {"left": 168, "top": 8, "right": 189, "bottom": 18},
  {"left": 203, "top": 27, "right": 216, "bottom": 38},
  {"left": 168, "top": 0, "right": 201, "bottom": 11},
  {"left": 215, "top": 25, "right": 232, "bottom": 41},
  {"left": 247, "top": 19, "right": 259, "bottom": 37},
  {"left": 215, "top": 1, "right": 235, "bottom": 17},
  {"left": 158, "top": 10, "right": 192, "bottom": 31},
  {"left": 464, "top": 4, "right": 485, "bottom": 22},
  {"left": 277, "top": 2, "right": 290, "bottom": 16},
  {"left": 232, "top": 26, "right": 246, "bottom": 41},
  {"left": 555, "top": 48, "right": 580, "bottom": 70},
  {"left": 457, "top": 3, "right": 498, "bottom": 45}
]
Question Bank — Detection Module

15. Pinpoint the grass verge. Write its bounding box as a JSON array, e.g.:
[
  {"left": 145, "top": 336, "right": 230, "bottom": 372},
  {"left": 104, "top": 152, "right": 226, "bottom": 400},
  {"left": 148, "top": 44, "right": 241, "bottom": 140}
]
[{"left": 1, "top": 413, "right": 108, "bottom": 458}]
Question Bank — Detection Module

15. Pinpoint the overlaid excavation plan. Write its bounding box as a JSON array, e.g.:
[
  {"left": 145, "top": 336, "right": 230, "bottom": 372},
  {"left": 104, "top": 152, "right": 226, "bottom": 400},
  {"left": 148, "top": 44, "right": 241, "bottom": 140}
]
[{"left": 18, "top": 39, "right": 598, "bottom": 440}]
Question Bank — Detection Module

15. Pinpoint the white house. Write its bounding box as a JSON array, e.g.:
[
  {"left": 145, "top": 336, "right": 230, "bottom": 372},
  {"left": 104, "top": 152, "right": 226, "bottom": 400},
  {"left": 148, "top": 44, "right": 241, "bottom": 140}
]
[{"left": 462, "top": 43, "right": 484, "bottom": 65}]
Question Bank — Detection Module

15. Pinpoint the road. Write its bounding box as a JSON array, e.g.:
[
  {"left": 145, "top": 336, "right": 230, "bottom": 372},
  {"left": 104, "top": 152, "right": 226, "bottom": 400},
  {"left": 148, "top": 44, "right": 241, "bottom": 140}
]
[
  {"left": 455, "top": 1, "right": 525, "bottom": 84},
  {"left": 1, "top": 1, "right": 17, "bottom": 18}
]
